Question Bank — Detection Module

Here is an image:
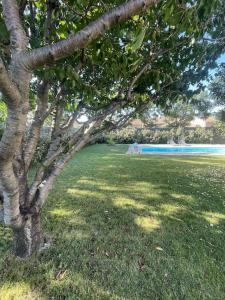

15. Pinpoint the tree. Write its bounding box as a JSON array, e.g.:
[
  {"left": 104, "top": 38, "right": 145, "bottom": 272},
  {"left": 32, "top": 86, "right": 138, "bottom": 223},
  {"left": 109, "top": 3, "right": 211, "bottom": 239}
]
[
  {"left": 0, "top": 0, "right": 161, "bottom": 258},
  {"left": 164, "top": 90, "right": 215, "bottom": 144},
  {"left": 209, "top": 66, "right": 225, "bottom": 122},
  {"left": 165, "top": 100, "right": 196, "bottom": 144},
  {"left": 0, "top": 0, "right": 223, "bottom": 258}
]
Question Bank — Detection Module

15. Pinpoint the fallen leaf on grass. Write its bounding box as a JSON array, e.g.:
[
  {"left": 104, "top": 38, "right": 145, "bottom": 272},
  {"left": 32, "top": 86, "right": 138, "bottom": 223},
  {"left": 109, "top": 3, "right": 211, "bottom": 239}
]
[
  {"left": 156, "top": 246, "right": 164, "bottom": 251},
  {"left": 55, "top": 270, "right": 68, "bottom": 281},
  {"left": 105, "top": 251, "right": 110, "bottom": 257}
]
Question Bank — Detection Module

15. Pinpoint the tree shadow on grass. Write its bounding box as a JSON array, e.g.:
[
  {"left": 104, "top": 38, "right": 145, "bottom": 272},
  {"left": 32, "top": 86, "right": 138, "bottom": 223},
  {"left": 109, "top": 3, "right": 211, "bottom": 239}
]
[{"left": 1, "top": 144, "right": 225, "bottom": 299}]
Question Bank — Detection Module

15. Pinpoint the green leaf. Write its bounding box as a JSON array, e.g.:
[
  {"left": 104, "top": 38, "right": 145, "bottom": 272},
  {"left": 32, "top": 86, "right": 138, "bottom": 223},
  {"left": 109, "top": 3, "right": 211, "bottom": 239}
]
[{"left": 131, "top": 28, "right": 146, "bottom": 52}]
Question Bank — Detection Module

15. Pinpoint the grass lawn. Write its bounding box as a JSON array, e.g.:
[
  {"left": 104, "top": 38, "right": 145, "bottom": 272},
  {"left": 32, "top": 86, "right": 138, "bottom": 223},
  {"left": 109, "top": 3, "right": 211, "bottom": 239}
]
[{"left": 1, "top": 144, "right": 225, "bottom": 299}]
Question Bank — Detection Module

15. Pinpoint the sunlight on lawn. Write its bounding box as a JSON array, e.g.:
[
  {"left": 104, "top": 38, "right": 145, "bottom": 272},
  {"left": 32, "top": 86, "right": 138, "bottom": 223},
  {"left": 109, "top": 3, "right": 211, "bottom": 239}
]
[
  {"left": 2, "top": 145, "right": 225, "bottom": 299},
  {"left": 170, "top": 193, "right": 195, "bottom": 203},
  {"left": 49, "top": 208, "right": 74, "bottom": 217},
  {"left": 77, "top": 178, "right": 116, "bottom": 191},
  {"left": 61, "top": 230, "right": 90, "bottom": 240},
  {"left": 49, "top": 208, "right": 86, "bottom": 226},
  {"left": 159, "top": 203, "right": 185, "bottom": 215},
  {"left": 201, "top": 211, "right": 225, "bottom": 225},
  {"left": 135, "top": 216, "right": 161, "bottom": 232},
  {"left": 67, "top": 188, "right": 104, "bottom": 200},
  {"left": 0, "top": 282, "right": 40, "bottom": 300},
  {"left": 49, "top": 273, "right": 122, "bottom": 300},
  {"left": 113, "top": 197, "right": 149, "bottom": 210}
]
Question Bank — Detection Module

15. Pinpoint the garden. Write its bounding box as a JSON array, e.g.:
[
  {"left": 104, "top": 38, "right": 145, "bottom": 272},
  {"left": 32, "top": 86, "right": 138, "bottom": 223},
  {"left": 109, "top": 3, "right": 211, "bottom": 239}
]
[
  {"left": 1, "top": 0, "right": 225, "bottom": 299},
  {"left": 1, "top": 145, "right": 225, "bottom": 299}
]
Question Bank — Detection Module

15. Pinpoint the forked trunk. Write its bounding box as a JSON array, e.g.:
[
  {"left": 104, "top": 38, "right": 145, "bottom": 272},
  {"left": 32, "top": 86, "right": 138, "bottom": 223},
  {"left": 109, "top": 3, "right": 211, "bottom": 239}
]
[{"left": 13, "top": 213, "right": 44, "bottom": 258}]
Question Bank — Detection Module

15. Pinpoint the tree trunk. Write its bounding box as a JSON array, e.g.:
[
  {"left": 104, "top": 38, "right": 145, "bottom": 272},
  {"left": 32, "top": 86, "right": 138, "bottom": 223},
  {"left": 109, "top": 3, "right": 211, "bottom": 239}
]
[{"left": 12, "top": 213, "right": 44, "bottom": 258}]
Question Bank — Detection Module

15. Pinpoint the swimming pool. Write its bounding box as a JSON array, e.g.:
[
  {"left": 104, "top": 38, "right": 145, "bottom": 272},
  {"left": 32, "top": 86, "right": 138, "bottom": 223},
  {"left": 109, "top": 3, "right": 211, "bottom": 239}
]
[
  {"left": 127, "top": 144, "right": 225, "bottom": 155},
  {"left": 141, "top": 146, "right": 225, "bottom": 154}
]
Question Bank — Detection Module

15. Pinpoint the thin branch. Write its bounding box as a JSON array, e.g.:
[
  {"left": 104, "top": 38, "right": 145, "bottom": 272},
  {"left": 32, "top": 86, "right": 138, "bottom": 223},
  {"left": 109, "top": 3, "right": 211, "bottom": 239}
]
[
  {"left": 27, "top": 98, "right": 124, "bottom": 204},
  {"left": 128, "top": 63, "right": 150, "bottom": 99}
]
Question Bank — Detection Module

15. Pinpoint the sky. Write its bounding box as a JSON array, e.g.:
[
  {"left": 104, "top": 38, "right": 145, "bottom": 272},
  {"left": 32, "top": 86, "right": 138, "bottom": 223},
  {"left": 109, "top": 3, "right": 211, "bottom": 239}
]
[
  {"left": 191, "top": 53, "right": 225, "bottom": 90},
  {"left": 209, "top": 53, "right": 225, "bottom": 78}
]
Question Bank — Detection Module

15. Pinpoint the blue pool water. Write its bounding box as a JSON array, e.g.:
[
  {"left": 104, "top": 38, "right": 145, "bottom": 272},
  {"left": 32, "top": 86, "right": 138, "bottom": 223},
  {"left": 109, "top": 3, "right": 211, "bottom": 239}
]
[{"left": 141, "top": 147, "right": 225, "bottom": 154}]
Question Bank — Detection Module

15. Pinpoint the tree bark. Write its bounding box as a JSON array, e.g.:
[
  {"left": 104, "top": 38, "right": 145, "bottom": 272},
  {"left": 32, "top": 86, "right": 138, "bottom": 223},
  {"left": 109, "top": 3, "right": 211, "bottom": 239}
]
[{"left": 12, "top": 213, "right": 44, "bottom": 258}]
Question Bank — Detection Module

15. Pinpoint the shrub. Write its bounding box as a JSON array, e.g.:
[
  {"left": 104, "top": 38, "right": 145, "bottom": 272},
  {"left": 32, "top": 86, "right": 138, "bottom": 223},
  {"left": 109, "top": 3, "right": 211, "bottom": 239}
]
[
  {"left": 185, "top": 128, "right": 214, "bottom": 143},
  {"left": 213, "top": 121, "right": 225, "bottom": 143},
  {"left": 106, "top": 135, "right": 116, "bottom": 145},
  {"left": 98, "top": 125, "right": 225, "bottom": 145},
  {"left": 98, "top": 127, "right": 169, "bottom": 144}
]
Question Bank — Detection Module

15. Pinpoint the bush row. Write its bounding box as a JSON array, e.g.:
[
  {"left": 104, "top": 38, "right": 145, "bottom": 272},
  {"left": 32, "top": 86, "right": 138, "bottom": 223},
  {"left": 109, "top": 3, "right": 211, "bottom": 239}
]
[
  {"left": 97, "top": 122, "right": 225, "bottom": 144},
  {"left": 1, "top": 122, "right": 225, "bottom": 164}
]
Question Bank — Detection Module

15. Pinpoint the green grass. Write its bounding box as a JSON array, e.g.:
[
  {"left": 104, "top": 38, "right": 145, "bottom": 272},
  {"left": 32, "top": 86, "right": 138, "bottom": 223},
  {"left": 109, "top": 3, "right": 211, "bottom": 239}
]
[{"left": 1, "top": 144, "right": 225, "bottom": 299}]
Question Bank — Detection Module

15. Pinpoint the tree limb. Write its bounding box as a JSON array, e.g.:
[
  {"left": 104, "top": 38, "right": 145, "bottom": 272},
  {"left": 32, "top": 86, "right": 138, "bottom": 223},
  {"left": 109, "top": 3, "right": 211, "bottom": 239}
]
[
  {"left": 0, "top": 161, "right": 23, "bottom": 228},
  {"left": 24, "top": 81, "right": 49, "bottom": 172},
  {"left": 0, "top": 58, "right": 21, "bottom": 107},
  {"left": 27, "top": 98, "right": 124, "bottom": 205},
  {"left": 128, "top": 63, "right": 150, "bottom": 100},
  {"left": 2, "top": 0, "right": 28, "bottom": 51},
  {"left": 21, "top": 0, "right": 159, "bottom": 70}
]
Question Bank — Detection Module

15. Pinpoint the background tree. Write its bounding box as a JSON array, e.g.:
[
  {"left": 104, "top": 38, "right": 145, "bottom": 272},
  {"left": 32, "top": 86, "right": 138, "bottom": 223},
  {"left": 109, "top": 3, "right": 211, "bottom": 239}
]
[{"left": 210, "top": 65, "right": 225, "bottom": 121}]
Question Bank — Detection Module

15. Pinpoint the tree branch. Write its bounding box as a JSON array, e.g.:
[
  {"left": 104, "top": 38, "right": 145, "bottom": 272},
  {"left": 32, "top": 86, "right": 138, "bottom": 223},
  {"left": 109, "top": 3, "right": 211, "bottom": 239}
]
[
  {"left": 27, "top": 98, "right": 124, "bottom": 205},
  {"left": 24, "top": 81, "right": 49, "bottom": 172},
  {"left": 0, "top": 162, "right": 23, "bottom": 227},
  {"left": 2, "top": 0, "right": 28, "bottom": 51},
  {"left": 0, "top": 58, "right": 21, "bottom": 107},
  {"left": 21, "top": 0, "right": 159, "bottom": 70},
  {"left": 128, "top": 63, "right": 150, "bottom": 100}
]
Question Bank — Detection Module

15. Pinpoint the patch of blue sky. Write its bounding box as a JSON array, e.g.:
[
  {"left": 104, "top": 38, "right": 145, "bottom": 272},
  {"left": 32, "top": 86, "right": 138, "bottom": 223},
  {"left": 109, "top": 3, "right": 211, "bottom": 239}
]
[{"left": 189, "top": 53, "right": 225, "bottom": 91}]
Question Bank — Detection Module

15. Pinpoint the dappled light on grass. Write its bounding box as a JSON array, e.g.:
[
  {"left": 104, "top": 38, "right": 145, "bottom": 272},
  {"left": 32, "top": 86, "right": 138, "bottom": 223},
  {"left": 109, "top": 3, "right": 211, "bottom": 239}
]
[
  {"left": 135, "top": 216, "right": 161, "bottom": 232},
  {"left": 1, "top": 144, "right": 225, "bottom": 299},
  {"left": 159, "top": 203, "right": 185, "bottom": 216},
  {"left": 170, "top": 193, "right": 195, "bottom": 203},
  {"left": 201, "top": 211, "right": 225, "bottom": 225},
  {"left": 114, "top": 197, "right": 149, "bottom": 210},
  {"left": 67, "top": 188, "right": 104, "bottom": 200},
  {"left": 49, "top": 208, "right": 74, "bottom": 217},
  {"left": 60, "top": 230, "right": 90, "bottom": 241},
  {"left": 0, "top": 282, "right": 40, "bottom": 300},
  {"left": 49, "top": 272, "right": 122, "bottom": 300}
]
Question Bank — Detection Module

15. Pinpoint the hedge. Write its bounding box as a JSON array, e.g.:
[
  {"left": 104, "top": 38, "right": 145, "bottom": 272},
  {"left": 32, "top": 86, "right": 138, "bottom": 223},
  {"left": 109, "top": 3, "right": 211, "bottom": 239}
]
[
  {"left": 98, "top": 121, "right": 225, "bottom": 145},
  {"left": 1, "top": 121, "right": 225, "bottom": 164}
]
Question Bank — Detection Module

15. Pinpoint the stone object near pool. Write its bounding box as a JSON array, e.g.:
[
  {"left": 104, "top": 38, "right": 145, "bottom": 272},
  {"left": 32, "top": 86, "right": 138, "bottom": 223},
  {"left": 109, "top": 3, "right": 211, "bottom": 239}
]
[{"left": 127, "top": 143, "right": 140, "bottom": 154}]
